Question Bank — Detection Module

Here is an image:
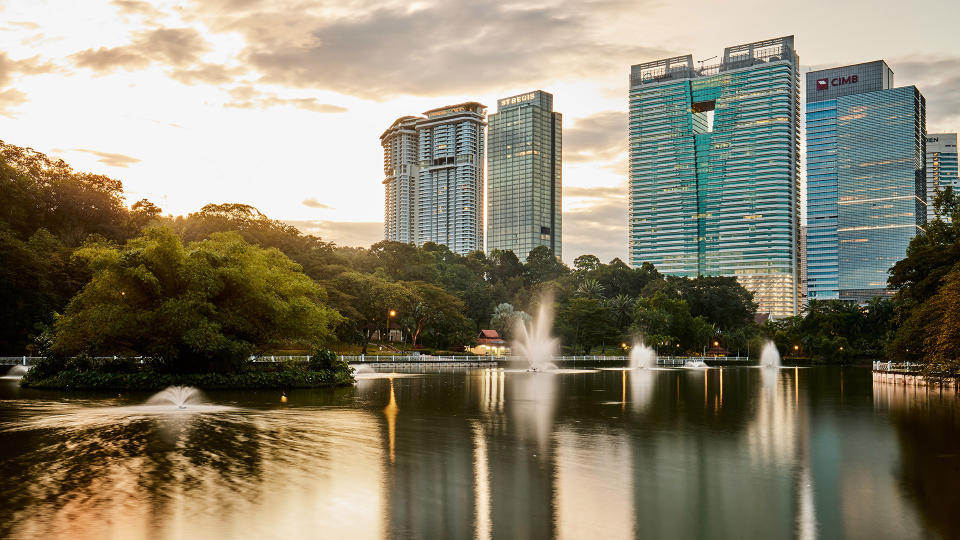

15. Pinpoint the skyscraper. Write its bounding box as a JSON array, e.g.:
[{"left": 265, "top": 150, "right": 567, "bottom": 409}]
[
  {"left": 926, "top": 133, "right": 959, "bottom": 217},
  {"left": 487, "top": 90, "right": 562, "bottom": 260},
  {"left": 382, "top": 116, "right": 420, "bottom": 244},
  {"left": 628, "top": 36, "right": 801, "bottom": 317},
  {"left": 380, "top": 103, "right": 487, "bottom": 255},
  {"left": 805, "top": 61, "right": 926, "bottom": 302}
]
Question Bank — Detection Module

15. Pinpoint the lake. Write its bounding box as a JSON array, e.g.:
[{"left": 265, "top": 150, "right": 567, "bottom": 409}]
[{"left": 1, "top": 365, "right": 958, "bottom": 539}]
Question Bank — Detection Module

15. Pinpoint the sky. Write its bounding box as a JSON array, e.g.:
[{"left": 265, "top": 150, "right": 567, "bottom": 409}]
[{"left": 1, "top": 0, "right": 958, "bottom": 264}]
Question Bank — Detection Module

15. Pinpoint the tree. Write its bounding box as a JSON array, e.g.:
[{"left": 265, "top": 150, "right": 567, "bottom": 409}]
[
  {"left": 53, "top": 227, "right": 342, "bottom": 372},
  {"left": 524, "top": 246, "right": 568, "bottom": 285},
  {"left": 400, "top": 281, "right": 470, "bottom": 348},
  {"left": 329, "top": 271, "right": 410, "bottom": 354},
  {"left": 673, "top": 275, "right": 757, "bottom": 331},
  {"left": 490, "top": 303, "right": 530, "bottom": 340},
  {"left": 573, "top": 254, "right": 600, "bottom": 274},
  {"left": 556, "top": 297, "right": 614, "bottom": 354},
  {"left": 631, "top": 293, "right": 713, "bottom": 352},
  {"left": 575, "top": 278, "right": 605, "bottom": 298}
]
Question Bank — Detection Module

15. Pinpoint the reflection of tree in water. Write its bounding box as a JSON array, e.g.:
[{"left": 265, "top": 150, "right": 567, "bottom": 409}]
[
  {"left": 0, "top": 409, "right": 273, "bottom": 538},
  {"left": 889, "top": 393, "right": 960, "bottom": 539}
]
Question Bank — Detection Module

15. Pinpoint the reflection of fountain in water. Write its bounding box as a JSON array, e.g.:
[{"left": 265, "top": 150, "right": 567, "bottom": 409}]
[
  {"left": 629, "top": 341, "right": 656, "bottom": 369},
  {"left": 629, "top": 369, "right": 655, "bottom": 412},
  {"left": 512, "top": 372, "right": 558, "bottom": 452},
  {"left": 146, "top": 386, "right": 205, "bottom": 409},
  {"left": 513, "top": 298, "right": 559, "bottom": 372}
]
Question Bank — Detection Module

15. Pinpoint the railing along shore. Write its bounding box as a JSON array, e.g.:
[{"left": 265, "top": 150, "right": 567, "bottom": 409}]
[
  {"left": 872, "top": 360, "right": 959, "bottom": 389},
  {"left": 2, "top": 354, "right": 753, "bottom": 367}
]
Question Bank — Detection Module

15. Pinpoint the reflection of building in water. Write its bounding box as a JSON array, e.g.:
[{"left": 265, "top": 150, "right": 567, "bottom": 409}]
[
  {"left": 478, "top": 368, "right": 505, "bottom": 413},
  {"left": 484, "top": 373, "right": 558, "bottom": 539},
  {"left": 555, "top": 429, "right": 635, "bottom": 538},
  {"left": 380, "top": 377, "right": 479, "bottom": 537}
]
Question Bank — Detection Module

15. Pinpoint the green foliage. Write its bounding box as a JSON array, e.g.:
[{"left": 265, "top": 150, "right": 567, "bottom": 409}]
[
  {"left": 631, "top": 293, "right": 714, "bottom": 352},
  {"left": 22, "top": 364, "right": 354, "bottom": 390},
  {"left": 887, "top": 188, "right": 960, "bottom": 374},
  {"left": 52, "top": 227, "right": 342, "bottom": 372},
  {"left": 489, "top": 303, "right": 530, "bottom": 340},
  {"left": 556, "top": 297, "right": 615, "bottom": 354}
]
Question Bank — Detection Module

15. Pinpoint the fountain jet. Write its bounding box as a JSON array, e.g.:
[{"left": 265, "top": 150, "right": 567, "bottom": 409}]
[
  {"left": 629, "top": 341, "right": 656, "bottom": 369},
  {"left": 146, "top": 386, "right": 205, "bottom": 410},
  {"left": 513, "top": 296, "right": 559, "bottom": 372},
  {"left": 760, "top": 341, "right": 782, "bottom": 369}
]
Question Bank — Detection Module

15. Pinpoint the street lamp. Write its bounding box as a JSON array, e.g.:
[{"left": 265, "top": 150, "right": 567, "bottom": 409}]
[{"left": 386, "top": 309, "right": 396, "bottom": 342}]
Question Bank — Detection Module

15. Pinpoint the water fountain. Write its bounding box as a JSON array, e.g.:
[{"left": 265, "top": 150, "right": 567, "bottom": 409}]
[
  {"left": 629, "top": 341, "right": 657, "bottom": 369},
  {"left": 1, "top": 364, "right": 29, "bottom": 380},
  {"left": 759, "top": 340, "right": 781, "bottom": 395},
  {"left": 683, "top": 359, "right": 709, "bottom": 369},
  {"left": 760, "top": 341, "right": 782, "bottom": 369},
  {"left": 513, "top": 299, "right": 559, "bottom": 372},
  {"left": 146, "top": 386, "right": 205, "bottom": 410}
]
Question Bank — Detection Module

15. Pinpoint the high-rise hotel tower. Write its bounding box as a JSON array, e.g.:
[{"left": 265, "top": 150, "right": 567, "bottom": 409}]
[
  {"left": 487, "top": 90, "right": 562, "bottom": 260},
  {"left": 805, "top": 61, "right": 926, "bottom": 302},
  {"left": 926, "top": 133, "right": 959, "bottom": 217},
  {"left": 628, "top": 36, "right": 801, "bottom": 317},
  {"left": 381, "top": 103, "right": 486, "bottom": 255}
]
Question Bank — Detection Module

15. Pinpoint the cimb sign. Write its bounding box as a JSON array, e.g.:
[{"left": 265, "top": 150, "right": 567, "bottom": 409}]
[{"left": 816, "top": 75, "right": 859, "bottom": 91}]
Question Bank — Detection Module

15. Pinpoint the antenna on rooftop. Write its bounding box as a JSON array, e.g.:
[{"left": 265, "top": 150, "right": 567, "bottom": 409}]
[{"left": 697, "top": 55, "right": 718, "bottom": 73}]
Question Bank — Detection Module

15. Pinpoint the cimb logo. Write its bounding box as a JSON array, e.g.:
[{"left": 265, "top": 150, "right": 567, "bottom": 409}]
[{"left": 817, "top": 74, "right": 859, "bottom": 91}]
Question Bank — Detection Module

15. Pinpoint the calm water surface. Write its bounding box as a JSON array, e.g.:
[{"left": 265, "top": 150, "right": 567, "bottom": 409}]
[{"left": 1, "top": 366, "right": 959, "bottom": 539}]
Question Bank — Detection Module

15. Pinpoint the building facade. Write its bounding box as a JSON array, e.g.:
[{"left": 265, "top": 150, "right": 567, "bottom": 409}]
[
  {"left": 926, "top": 133, "right": 959, "bottom": 217},
  {"left": 487, "top": 90, "right": 562, "bottom": 260},
  {"left": 381, "top": 116, "right": 420, "bottom": 244},
  {"left": 381, "top": 103, "right": 487, "bottom": 255},
  {"left": 805, "top": 61, "right": 926, "bottom": 302},
  {"left": 628, "top": 36, "right": 801, "bottom": 317}
]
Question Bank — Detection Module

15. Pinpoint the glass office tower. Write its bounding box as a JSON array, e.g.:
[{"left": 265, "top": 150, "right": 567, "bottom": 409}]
[
  {"left": 381, "top": 103, "right": 486, "bottom": 255},
  {"left": 805, "top": 61, "right": 926, "bottom": 302},
  {"left": 629, "top": 36, "right": 801, "bottom": 317},
  {"left": 926, "top": 133, "right": 959, "bottom": 217},
  {"left": 487, "top": 90, "right": 562, "bottom": 260}
]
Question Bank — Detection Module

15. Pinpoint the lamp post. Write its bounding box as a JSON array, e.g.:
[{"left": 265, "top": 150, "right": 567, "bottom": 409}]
[{"left": 386, "top": 309, "right": 396, "bottom": 342}]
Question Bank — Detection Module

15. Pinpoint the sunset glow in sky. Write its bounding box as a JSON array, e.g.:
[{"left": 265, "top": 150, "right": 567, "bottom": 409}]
[{"left": 2, "top": 0, "right": 958, "bottom": 262}]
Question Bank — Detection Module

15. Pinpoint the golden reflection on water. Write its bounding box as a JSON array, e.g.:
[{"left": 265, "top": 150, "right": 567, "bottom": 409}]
[
  {"left": 1, "top": 367, "right": 958, "bottom": 539},
  {"left": 384, "top": 377, "right": 398, "bottom": 464}
]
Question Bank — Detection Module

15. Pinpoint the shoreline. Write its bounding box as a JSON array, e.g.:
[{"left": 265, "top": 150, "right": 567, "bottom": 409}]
[{"left": 20, "top": 367, "right": 355, "bottom": 391}]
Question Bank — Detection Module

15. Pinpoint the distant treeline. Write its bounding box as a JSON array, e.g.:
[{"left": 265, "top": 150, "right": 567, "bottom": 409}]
[{"left": 1, "top": 140, "right": 958, "bottom": 375}]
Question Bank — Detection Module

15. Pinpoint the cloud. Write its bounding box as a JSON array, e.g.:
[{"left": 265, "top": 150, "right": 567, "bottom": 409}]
[
  {"left": 283, "top": 220, "right": 382, "bottom": 248},
  {"left": 890, "top": 55, "right": 960, "bottom": 133},
  {"left": 0, "top": 88, "right": 27, "bottom": 117},
  {"left": 169, "top": 63, "right": 239, "bottom": 85},
  {"left": 112, "top": 0, "right": 165, "bottom": 19},
  {"left": 302, "top": 198, "right": 332, "bottom": 209},
  {"left": 183, "top": 0, "right": 664, "bottom": 99},
  {"left": 565, "top": 111, "right": 627, "bottom": 163},
  {"left": 224, "top": 85, "right": 347, "bottom": 113},
  {"left": 0, "top": 53, "right": 57, "bottom": 115},
  {"left": 72, "top": 27, "right": 211, "bottom": 73},
  {"left": 561, "top": 197, "right": 627, "bottom": 264},
  {"left": 74, "top": 148, "right": 142, "bottom": 168}
]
